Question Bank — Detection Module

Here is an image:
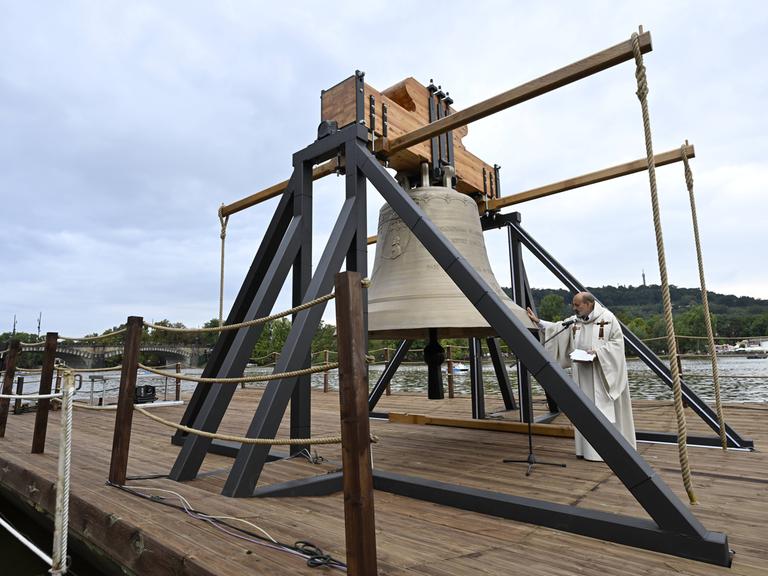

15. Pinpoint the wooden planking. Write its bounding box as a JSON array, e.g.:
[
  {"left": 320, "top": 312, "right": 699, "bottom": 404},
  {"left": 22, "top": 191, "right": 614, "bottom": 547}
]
[
  {"left": 0, "top": 388, "right": 765, "bottom": 575},
  {"left": 321, "top": 76, "right": 495, "bottom": 195}
]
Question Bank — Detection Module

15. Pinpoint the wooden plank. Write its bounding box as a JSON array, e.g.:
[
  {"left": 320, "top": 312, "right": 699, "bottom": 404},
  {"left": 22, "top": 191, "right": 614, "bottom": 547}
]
[
  {"left": 219, "top": 158, "right": 339, "bottom": 217},
  {"left": 335, "top": 272, "right": 378, "bottom": 576},
  {"left": 488, "top": 144, "right": 695, "bottom": 210},
  {"left": 388, "top": 412, "right": 574, "bottom": 437},
  {"left": 0, "top": 339, "right": 20, "bottom": 436},
  {"left": 379, "top": 31, "right": 653, "bottom": 155},
  {"left": 108, "top": 316, "right": 142, "bottom": 485},
  {"left": 32, "top": 332, "right": 58, "bottom": 453}
]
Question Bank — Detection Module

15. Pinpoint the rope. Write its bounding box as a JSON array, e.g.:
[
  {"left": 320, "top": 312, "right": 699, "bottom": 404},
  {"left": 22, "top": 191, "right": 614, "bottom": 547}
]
[
  {"left": 58, "top": 329, "right": 127, "bottom": 342},
  {"left": 57, "top": 365, "right": 122, "bottom": 373},
  {"left": 0, "top": 392, "right": 63, "bottom": 400},
  {"left": 681, "top": 144, "right": 727, "bottom": 450},
  {"left": 50, "top": 374, "right": 74, "bottom": 575},
  {"left": 144, "top": 292, "right": 335, "bottom": 334},
  {"left": 218, "top": 204, "right": 229, "bottom": 327},
  {"left": 138, "top": 362, "right": 339, "bottom": 384},
  {"left": 631, "top": 31, "right": 696, "bottom": 504},
  {"left": 134, "top": 406, "right": 375, "bottom": 446}
]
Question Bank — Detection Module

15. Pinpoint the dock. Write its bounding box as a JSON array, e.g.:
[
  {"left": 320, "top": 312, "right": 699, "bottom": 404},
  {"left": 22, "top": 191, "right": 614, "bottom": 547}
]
[{"left": 0, "top": 389, "right": 765, "bottom": 575}]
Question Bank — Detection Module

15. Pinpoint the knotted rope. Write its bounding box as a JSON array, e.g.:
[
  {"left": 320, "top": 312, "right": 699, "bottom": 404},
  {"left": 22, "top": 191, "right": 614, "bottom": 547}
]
[
  {"left": 218, "top": 204, "right": 229, "bottom": 327},
  {"left": 631, "top": 30, "right": 696, "bottom": 504},
  {"left": 681, "top": 144, "right": 727, "bottom": 450},
  {"left": 133, "top": 405, "right": 377, "bottom": 446}
]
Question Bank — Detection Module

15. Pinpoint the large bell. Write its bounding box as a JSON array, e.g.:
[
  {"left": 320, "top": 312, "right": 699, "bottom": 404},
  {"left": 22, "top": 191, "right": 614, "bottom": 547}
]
[{"left": 368, "top": 184, "right": 534, "bottom": 340}]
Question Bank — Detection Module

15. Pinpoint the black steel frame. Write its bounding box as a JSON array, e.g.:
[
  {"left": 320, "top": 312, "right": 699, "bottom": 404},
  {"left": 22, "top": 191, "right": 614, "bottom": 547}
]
[
  {"left": 169, "top": 122, "right": 731, "bottom": 565},
  {"left": 484, "top": 211, "right": 753, "bottom": 450}
]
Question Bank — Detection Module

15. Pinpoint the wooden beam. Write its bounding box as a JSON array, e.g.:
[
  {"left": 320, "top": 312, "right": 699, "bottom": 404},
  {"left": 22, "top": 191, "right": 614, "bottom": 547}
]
[
  {"left": 365, "top": 144, "right": 694, "bottom": 246},
  {"left": 109, "top": 316, "right": 143, "bottom": 486},
  {"left": 220, "top": 158, "right": 339, "bottom": 217},
  {"left": 488, "top": 144, "right": 695, "bottom": 210},
  {"left": 334, "top": 272, "right": 378, "bottom": 576},
  {"left": 31, "top": 332, "right": 58, "bottom": 453},
  {"left": 379, "top": 31, "right": 652, "bottom": 156},
  {"left": 388, "top": 412, "right": 574, "bottom": 437}
]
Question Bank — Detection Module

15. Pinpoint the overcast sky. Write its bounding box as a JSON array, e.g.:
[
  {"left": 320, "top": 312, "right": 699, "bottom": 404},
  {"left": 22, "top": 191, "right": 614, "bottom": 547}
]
[{"left": 1, "top": 1, "right": 766, "bottom": 337}]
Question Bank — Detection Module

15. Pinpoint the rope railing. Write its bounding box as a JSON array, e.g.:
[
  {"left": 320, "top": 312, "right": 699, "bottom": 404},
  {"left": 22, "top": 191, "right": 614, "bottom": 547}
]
[
  {"left": 137, "top": 362, "right": 339, "bottom": 384},
  {"left": 631, "top": 30, "right": 695, "bottom": 504},
  {"left": 143, "top": 292, "right": 335, "bottom": 334},
  {"left": 132, "top": 405, "right": 377, "bottom": 446}
]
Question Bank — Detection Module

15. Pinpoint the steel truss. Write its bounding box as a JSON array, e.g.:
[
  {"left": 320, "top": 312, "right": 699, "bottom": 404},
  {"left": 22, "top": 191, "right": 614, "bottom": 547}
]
[{"left": 169, "top": 118, "right": 732, "bottom": 566}]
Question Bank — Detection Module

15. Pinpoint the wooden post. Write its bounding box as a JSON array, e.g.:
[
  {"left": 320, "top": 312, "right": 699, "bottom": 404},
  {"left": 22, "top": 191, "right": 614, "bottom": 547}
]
[
  {"left": 0, "top": 340, "right": 21, "bottom": 437},
  {"left": 109, "top": 316, "right": 143, "bottom": 485},
  {"left": 384, "top": 347, "right": 391, "bottom": 396},
  {"left": 13, "top": 376, "right": 24, "bottom": 414},
  {"left": 323, "top": 349, "right": 330, "bottom": 393},
  {"left": 335, "top": 272, "right": 378, "bottom": 576},
  {"left": 34, "top": 334, "right": 63, "bottom": 450},
  {"left": 446, "top": 345, "right": 454, "bottom": 399},
  {"left": 175, "top": 362, "right": 181, "bottom": 400}
]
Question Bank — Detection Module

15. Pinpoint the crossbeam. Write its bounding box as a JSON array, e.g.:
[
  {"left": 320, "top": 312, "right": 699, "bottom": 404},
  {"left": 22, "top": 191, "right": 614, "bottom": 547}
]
[
  {"left": 365, "top": 142, "right": 693, "bottom": 245},
  {"left": 376, "top": 31, "right": 652, "bottom": 155}
]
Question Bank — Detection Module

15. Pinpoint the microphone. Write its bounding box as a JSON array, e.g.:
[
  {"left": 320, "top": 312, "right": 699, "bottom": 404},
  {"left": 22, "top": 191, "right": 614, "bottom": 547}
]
[{"left": 561, "top": 318, "right": 577, "bottom": 328}]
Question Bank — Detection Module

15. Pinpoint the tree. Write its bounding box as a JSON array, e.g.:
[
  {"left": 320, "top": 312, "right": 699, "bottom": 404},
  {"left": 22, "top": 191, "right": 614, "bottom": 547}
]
[{"left": 538, "top": 293, "right": 567, "bottom": 321}]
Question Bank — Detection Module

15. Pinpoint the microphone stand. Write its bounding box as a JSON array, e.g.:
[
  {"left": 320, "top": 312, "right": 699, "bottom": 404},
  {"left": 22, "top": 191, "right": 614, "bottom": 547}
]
[{"left": 503, "top": 321, "right": 570, "bottom": 476}]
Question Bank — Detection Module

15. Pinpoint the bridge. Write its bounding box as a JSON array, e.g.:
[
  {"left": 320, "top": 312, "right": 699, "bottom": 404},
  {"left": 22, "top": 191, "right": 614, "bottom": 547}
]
[{"left": 21, "top": 344, "right": 208, "bottom": 369}]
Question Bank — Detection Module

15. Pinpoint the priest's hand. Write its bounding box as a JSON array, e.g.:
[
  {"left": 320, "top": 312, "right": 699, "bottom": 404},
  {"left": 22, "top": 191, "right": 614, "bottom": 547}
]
[{"left": 526, "top": 307, "right": 540, "bottom": 325}]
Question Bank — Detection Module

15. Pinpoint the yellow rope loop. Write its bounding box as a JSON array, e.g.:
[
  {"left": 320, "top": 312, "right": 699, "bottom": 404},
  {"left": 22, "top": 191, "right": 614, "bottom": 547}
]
[
  {"left": 138, "top": 362, "right": 339, "bottom": 384},
  {"left": 680, "top": 144, "right": 727, "bottom": 450},
  {"left": 144, "top": 292, "right": 335, "bottom": 334},
  {"left": 133, "top": 405, "right": 379, "bottom": 446},
  {"left": 631, "top": 30, "right": 696, "bottom": 504},
  {"left": 361, "top": 277, "right": 371, "bottom": 288},
  {"left": 365, "top": 354, "right": 376, "bottom": 364}
]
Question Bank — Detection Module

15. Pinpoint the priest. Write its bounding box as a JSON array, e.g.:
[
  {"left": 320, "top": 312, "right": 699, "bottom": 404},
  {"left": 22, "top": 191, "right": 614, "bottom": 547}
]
[{"left": 527, "top": 292, "right": 636, "bottom": 461}]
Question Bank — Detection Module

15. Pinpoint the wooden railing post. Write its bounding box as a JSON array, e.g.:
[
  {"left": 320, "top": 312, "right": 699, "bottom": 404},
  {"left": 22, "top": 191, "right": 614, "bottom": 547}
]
[
  {"left": 32, "top": 332, "right": 58, "bottom": 452},
  {"left": 446, "top": 345, "right": 454, "bottom": 399},
  {"left": 335, "top": 272, "right": 378, "bottom": 576},
  {"left": 109, "top": 316, "right": 143, "bottom": 485},
  {"left": 175, "top": 362, "right": 181, "bottom": 400},
  {"left": 13, "top": 376, "right": 24, "bottom": 414},
  {"left": 384, "top": 347, "right": 391, "bottom": 396},
  {"left": 0, "top": 340, "right": 21, "bottom": 437},
  {"left": 323, "top": 349, "right": 330, "bottom": 393}
]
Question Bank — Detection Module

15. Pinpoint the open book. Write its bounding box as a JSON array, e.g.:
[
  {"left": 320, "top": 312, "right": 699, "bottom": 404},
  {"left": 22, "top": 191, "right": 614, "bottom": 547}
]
[{"left": 570, "top": 349, "right": 595, "bottom": 362}]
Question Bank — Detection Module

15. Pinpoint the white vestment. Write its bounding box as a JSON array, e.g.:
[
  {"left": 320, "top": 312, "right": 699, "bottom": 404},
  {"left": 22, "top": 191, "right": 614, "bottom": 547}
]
[{"left": 541, "top": 303, "right": 636, "bottom": 461}]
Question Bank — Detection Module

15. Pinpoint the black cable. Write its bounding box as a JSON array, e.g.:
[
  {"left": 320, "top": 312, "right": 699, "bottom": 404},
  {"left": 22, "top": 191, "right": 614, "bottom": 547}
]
[{"left": 107, "top": 482, "right": 346, "bottom": 570}]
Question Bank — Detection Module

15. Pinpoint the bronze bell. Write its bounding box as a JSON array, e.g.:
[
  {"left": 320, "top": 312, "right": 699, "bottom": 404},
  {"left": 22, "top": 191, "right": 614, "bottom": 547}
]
[{"left": 368, "top": 182, "right": 534, "bottom": 340}]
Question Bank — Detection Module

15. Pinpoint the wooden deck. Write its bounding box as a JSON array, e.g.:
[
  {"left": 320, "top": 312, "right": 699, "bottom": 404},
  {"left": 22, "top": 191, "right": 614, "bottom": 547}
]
[{"left": 0, "top": 389, "right": 765, "bottom": 575}]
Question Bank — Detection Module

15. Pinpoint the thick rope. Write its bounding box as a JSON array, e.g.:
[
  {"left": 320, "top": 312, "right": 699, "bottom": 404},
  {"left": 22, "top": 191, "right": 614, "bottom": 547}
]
[
  {"left": 57, "top": 329, "right": 127, "bottom": 342},
  {"left": 0, "top": 392, "right": 63, "bottom": 400},
  {"left": 218, "top": 204, "right": 229, "bottom": 327},
  {"left": 144, "top": 292, "right": 335, "bottom": 334},
  {"left": 632, "top": 32, "right": 696, "bottom": 504},
  {"left": 681, "top": 145, "right": 728, "bottom": 450},
  {"left": 133, "top": 406, "right": 375, "bottom": 446},
  {"left": 57, "top": 365, "right": 122, "bottom": 373},
  {"left": 50, "top": 375, "right": 74, "bottom": 575},
  {"left": 138, "top": 362, "right": 339, "bottom": 384}
]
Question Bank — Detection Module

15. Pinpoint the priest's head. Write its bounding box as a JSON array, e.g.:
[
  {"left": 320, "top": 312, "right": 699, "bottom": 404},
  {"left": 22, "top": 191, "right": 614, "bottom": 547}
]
[{"left": 572, "top": 291, "right": 596, "bottom": 318}]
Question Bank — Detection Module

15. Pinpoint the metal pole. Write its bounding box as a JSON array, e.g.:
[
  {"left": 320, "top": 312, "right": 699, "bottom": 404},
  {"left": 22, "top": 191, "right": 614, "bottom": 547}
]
[
  {"left": 175, "top": 362, "right": 181, "bottom": 401},
  {"left": 335, "top": 271, "right": 378, "bottom": 576},
  {"left": 446, "top": 345, "right": 454, "bottom": 399}
]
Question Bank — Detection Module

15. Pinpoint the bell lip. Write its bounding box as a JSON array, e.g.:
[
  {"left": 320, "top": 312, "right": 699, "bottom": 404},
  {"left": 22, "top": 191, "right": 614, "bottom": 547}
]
[{"left": 368, "top": 327, "right": 500, "bottom": 340}]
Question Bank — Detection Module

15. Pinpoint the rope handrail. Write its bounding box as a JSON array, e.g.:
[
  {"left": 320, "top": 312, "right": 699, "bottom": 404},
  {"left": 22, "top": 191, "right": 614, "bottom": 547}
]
[
  {"left": 631, "top": 30, "right": 695, "bottom": 504},
  {"left": 0, "top": 392, "right": 63, "bottom": 400},
  {"left": 56, "top": 365, "right": 123, "bottom": 373},
  {"left": 138, "top": 362, "right": 339, "bottom": 384},
  {"left": 144, "top": 292, "right": 336, "bottom": 334},
  {"left": 58, "top": 329, "right": 128, "bottom": 342},
  {"left": 133, "top": 405, "right": 378, "bottom": 446}
]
